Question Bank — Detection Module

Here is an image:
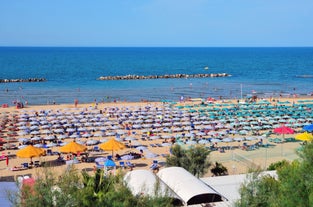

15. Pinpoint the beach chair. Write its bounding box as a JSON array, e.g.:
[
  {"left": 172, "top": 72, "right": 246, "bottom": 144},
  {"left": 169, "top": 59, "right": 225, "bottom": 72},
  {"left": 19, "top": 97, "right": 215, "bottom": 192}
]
[
  {"left": 93, "top": 146, "right": 100, "bottom": 152},
  {"left": 47, "top": 149, "right": 53, "bottom": 156},
  {"left": 119, "top": 161, "right": 125, "bottom": 168},
  {"left": 22, "top": 162, "right": 29, "bottom": 168},
  {"left": 126, "top": 161, "right": 134, "bottom": 168},
  {"left": 34, "top": 161, "right": 40, "bottom": 167}
]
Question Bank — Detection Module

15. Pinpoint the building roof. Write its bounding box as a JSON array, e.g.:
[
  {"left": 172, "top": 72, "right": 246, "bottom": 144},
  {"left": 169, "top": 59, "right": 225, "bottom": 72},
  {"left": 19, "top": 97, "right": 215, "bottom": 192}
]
[
  {"left": 157, "top": 167, "right": 223, "bottom": 205},
  {"left": 124, "top": 169, "right": 179, "bottom": 199}
]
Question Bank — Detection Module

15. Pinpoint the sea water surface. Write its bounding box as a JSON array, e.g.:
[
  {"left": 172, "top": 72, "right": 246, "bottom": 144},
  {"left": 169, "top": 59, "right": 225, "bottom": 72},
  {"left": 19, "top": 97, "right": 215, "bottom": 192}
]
[{"left": 0, "top": 47, "right": 312, "bottom": 105}]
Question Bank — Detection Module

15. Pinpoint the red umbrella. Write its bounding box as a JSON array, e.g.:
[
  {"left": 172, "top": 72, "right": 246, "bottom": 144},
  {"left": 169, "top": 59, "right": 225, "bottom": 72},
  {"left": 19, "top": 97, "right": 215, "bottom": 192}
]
[
  {"left": 274, "top": 125, "right": 294, "bottom": 134},
  {"left": 274, "top": 125, "right": 295, "bottom": 156}
]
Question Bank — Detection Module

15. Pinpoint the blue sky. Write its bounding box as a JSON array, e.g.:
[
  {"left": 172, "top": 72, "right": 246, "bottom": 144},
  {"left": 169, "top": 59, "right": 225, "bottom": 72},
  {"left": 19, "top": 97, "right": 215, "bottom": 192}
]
[{"left": 1, "top": 0, "right": 313, "bottom": 47}]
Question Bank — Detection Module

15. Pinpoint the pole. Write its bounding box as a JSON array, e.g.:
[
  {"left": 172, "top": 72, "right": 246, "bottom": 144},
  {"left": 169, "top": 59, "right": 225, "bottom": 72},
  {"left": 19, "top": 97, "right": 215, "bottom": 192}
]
[{"left": 240, "top": 84, "right": 243, "bottom": 100}]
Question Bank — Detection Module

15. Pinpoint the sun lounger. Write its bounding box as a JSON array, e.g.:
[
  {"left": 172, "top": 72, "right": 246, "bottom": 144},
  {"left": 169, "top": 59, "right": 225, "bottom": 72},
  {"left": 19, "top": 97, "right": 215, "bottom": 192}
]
[
  {"left": 119, "top": 161, "right": 125, "bottom": 168},
  {"left": 34, "top": 161, "right": 41, "bottom": 167},
  {"left": 11, "top": 166, "right": 27, "bottom": 171},
  {"left": 126, "top": 161, "right": 134, "bottom": 168}
]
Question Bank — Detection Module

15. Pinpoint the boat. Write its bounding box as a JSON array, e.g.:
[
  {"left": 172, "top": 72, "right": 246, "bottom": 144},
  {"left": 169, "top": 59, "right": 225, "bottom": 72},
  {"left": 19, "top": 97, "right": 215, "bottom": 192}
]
[{"left": 204, "top": 66, "right": 209, "bottom": 70}]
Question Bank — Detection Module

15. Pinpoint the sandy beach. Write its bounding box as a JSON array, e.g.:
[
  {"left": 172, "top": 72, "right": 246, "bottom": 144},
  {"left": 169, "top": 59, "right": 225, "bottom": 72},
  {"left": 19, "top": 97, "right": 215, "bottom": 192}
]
[{"left": 0, "top": 96, "right": 312, "bottom": 181}]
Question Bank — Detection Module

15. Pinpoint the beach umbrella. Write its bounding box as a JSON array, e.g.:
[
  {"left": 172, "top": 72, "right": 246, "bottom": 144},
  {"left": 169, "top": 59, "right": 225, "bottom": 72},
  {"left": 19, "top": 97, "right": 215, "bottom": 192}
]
[
  {"left": 303, "top": 124, "right": 313, "bottom": 132},
  {"left": 136, "top": 146, "right": 147, "bottom": 151},
  {"left": 121, "top": 154, "right": 134, "bottom": 160},
  {"left": 198, "top": 139, "right": 209, "bottom": 144},
  {"left": 161, "top": 142, "right": 172, "bottom": 147},
  {"left": 295, "top": 132, "right": 313, "bottom": 142},
  {"left": 145, "top": 152, "right": 158, "bottom": 158},
  {"left": 59, "top": 141, "right": 87, "bottom": 154},
  {"left": 86, "top": 139, "right": 99, "bottom": 146},
  {"left": 46, "top": 143, "right": 57, "bottom": 148},
  {"left": 104, "top": 159, "right": 116, "bottom": 167},
  {"left": 274, "top": 125, "right": 295, "bottom": 156},
  {"left": 234, "top": 137, "right": 244, "bottom": 142},
  {"left": 186, "top": 140, "right": 197, "bottom": 145},
  {"left": 99, "top": 138, "right": 126, "bottom": 156},
  {"left": 16, "top": 145, "right": 45, "bottom": 158},
  {"left": 95, "top": 157, "right": 107, "bottom": 163},
  {"left": 222, "top": 138, "right": 233, "bottom": 142},
  {"left": 274, "top": 125, "right": 294, "bottom": 135}
]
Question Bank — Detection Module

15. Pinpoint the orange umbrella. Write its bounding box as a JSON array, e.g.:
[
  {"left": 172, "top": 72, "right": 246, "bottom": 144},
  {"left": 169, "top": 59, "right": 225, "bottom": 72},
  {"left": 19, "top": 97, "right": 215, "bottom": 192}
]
[
  {"left": 59, "top": 141, "right": 87, "bottom": 154},
  {"left": 16, "top": 145, "right": 45, "bottom": 158},
  {"left": 99, "top": 138, "right": 126, "bottom": 156}
]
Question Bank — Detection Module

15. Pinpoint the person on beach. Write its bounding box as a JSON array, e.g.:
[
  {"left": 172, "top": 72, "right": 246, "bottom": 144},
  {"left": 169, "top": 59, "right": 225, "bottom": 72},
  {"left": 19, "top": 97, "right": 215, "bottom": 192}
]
[{"left": 74, "top": 99, "right": 78, "bottom": 107}]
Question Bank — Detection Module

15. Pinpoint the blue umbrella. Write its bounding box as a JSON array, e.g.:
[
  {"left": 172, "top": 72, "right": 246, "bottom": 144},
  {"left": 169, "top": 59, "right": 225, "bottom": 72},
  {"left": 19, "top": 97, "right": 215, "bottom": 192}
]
[
  {"left": 303, "top": 124, "right": 313, "bottom": 132},
  {"left": 104, "top": 159, "right": 116, "bottom": 167}
]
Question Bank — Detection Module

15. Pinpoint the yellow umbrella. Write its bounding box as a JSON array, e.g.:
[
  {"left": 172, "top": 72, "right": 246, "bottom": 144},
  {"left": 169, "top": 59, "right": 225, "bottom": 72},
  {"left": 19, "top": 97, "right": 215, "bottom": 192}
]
[
  {"left": 99, "top": 138, "right": 126, "bottom": 156},
  {"left": 295, "top": 132, "right": 313, "bottom": 142},
  {"left": 60, "top": 141, "right": 87, "bottom": 154},
  {"left": 16, "top": 145, "right": 45, "bottom": 158}
]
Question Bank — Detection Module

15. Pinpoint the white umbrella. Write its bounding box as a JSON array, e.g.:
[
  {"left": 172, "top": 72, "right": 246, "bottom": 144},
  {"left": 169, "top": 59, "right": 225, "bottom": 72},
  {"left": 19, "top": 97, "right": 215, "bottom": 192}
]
[
  {"left": 145, "top": 152, "right": 158, "bottom": 158},
  {"left": 125, "top": 136, "right": 136, "bottom": 141},
  {"left": 234, "top": 137, "right": 244, "bottom": 141},
  {"left": 161, "top": 142, "right": 172, "bottom": 147},
  {"left": 186, "top": 140, "right": 197, "bottom": 145},
  {"left": 86, "top": 139, "right": 99, "bottom": 145},
  {"left": 57, "top": 134, "right": 67, "bottom": 139},
  {"left": 31, "top": 136, "right": 42, "bottom": 141},
  {"left": 121, "top": 155, "right": 134, "bottom": 160},
  {"left": 46, "top": 143, "right": 57, "bottom": 148},
  {"left": 198, "top": 139, "right": 209, "bottom": 144},
  {"left": 136, "top": 146, "right": 147, "bottom": 151},
  {"left": 222, "top": 138, "right": 233, "bottom": 142},
  {"left": 18, "top": 131, "right": 29, "bottom": 136},
  {"left": 18, "top": 138, "right": 29, "bottom": 143},
  {"left": 210, "top": 138, "right": 221, "bottom": 143}
]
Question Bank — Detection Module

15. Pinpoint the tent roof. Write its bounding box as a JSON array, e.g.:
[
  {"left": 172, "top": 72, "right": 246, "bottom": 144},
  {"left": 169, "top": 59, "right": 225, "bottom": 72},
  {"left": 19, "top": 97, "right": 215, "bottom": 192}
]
[
  {"left": 124, "top": 170, "right": 180, "bottom": 203},
  {"left": 201, "top": 170, "right": 277, "bottom": 203},
  {"left": 157, "top": 167, "right": 223, "bottom": 205}
]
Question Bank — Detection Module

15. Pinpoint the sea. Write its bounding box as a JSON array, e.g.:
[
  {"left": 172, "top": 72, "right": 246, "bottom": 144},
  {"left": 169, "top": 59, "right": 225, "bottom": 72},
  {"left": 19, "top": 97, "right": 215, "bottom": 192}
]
[{"left": 0, "top": 47, "right": 312, "bottom": 105}]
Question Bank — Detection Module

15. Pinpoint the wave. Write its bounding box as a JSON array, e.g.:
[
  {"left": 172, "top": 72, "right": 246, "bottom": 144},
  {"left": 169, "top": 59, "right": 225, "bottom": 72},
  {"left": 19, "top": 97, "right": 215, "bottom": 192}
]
[{"left": 296, "top": 75, "right": 313, "bottom": 78}]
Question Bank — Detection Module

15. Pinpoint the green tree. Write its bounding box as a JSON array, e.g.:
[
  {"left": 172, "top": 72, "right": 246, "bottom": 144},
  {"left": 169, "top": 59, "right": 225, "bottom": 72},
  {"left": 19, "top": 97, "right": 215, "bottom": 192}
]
[
  {"left": 267, "top": 159, "right": 289, "bottom": 171},
  {"left": 236, "top": 172, "right": 280, "bottom": 207},
  {"left": 9, "top": 166, "right": 173, "bottom": 207},
  {"left": 166, "top": 144, "right": 211, "bottom": 177},
  {"left": 8, "top": 166, "right": 82, "bottom": 207}
]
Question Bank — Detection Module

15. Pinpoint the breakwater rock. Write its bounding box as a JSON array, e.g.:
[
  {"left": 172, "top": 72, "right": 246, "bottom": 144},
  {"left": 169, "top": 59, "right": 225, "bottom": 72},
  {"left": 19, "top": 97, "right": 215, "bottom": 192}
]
[
  {"left": 98, "top": 73, "right": 231, "bottom": 81},
  {"left": 0, "top": 78, "right": 46, "bottom": 83}
]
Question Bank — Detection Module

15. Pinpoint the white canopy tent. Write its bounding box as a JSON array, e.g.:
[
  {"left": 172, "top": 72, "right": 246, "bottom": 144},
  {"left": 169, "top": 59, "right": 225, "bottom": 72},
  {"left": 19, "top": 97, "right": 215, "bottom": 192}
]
[
  {"left": 157, "top": 167, "right": 224, "bottom": 205},
  {"left": 124, "top": 170, "right": 182, "bottom": 205}
]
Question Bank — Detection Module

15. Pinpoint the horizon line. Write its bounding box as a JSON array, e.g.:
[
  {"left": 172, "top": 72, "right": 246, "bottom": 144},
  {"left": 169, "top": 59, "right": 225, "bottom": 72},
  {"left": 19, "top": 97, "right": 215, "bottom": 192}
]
[{"left": 0, "top": 45, "right": 313, "bottom": 48}]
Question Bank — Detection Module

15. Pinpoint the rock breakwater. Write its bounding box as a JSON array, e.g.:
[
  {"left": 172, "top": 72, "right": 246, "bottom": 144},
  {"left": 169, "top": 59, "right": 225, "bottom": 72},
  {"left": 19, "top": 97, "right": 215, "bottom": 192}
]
[
  {"left": 98, "top": 73, "right": 230, "bottom": 80},
  {"left": 0, "top": 78, "right": 46, "bottom": 83}
]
